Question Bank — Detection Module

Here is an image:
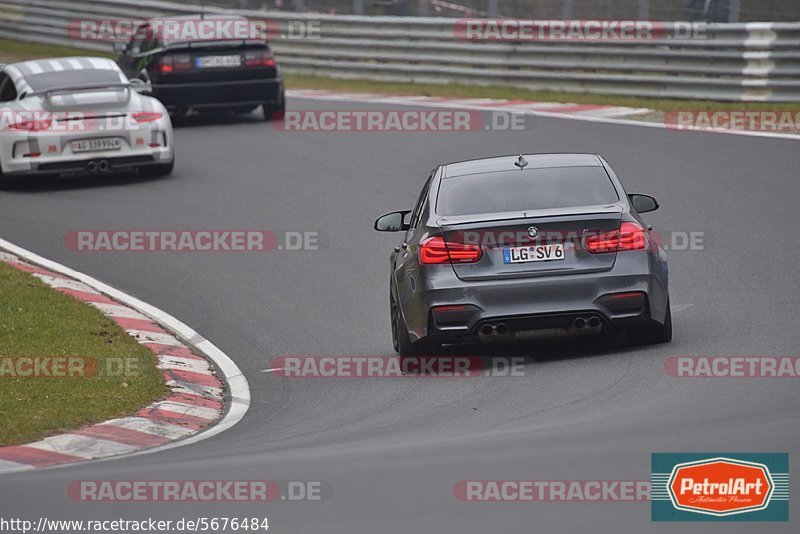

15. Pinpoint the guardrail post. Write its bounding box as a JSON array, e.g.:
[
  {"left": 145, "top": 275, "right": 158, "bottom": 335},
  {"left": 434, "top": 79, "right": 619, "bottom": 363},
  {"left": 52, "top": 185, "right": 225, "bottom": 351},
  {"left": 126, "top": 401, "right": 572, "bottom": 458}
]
[
  {"left": 561, "top": 0, "right": 573, "bottom": 19},
  {"left": 637, "top": 0, "right": 650, "bottom": 20},
  {"left": 353, "top": 0, "right": 364, "bottom": 15},
  {"left": 487, "top": 0, "right": 498, "bottom": 18},
  {"left": 728, "top": 0, "right": 741, "bottom": 22}
]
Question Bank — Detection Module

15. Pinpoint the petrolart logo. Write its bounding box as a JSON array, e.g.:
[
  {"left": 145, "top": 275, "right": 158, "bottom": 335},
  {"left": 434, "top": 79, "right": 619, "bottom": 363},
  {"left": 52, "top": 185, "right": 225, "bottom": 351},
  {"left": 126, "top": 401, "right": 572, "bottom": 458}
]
[{"left": 651, "top": 453, "right": 789, "bottom": 521}]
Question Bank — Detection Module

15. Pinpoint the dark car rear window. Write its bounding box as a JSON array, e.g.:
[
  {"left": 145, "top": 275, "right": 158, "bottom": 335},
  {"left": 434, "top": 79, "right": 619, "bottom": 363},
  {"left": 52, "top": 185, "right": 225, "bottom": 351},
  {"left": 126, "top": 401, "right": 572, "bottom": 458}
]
[
  {"left": 436, "top": 166, "right": 620, "bottom": 216},
  {"left": 24, "top": 69, "right": 122, "bottom": 92}
]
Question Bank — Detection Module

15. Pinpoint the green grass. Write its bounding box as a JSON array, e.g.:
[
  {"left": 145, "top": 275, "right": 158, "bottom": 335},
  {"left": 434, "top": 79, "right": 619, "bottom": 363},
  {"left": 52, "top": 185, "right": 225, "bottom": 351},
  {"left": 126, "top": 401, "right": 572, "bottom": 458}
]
[
  {"left": 0, "top": 261, "right": 167, "bottom": 446},
  {"left": 0, "top": 38, "right": 113, "bottom": 63},
  {"left": 0, "top": 37, "right": 796, "bottom": 114}
]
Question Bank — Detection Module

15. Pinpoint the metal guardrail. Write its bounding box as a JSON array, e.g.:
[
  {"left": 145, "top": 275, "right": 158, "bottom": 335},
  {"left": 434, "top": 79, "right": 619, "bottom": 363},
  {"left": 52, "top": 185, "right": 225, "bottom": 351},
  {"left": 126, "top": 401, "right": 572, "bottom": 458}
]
[{"left": 1, "top": 0, "right": 799, "bottom": 101}]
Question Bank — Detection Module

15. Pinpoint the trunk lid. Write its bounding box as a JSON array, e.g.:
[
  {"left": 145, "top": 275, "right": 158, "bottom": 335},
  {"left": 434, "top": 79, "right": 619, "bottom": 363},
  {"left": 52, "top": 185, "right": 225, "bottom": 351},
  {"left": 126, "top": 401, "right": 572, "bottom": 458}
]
[{"left": 438, "top": 205, "right": 622, "bottom": 281}]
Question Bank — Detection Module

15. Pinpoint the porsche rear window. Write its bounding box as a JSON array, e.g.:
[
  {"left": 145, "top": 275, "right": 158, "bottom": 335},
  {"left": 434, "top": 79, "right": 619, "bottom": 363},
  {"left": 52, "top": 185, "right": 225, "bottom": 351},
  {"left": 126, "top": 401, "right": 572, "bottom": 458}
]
[{"left": 437, "top": 166, "right": 619, "bottom": 216}]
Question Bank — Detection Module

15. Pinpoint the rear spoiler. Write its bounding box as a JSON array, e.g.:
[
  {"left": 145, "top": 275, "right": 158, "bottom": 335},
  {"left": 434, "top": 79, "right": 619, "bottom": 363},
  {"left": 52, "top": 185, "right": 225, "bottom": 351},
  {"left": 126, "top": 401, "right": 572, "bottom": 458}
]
[
  {"left": 22, "top": 82, "right": 132, "bottom": 100},
  {"left": 436, "top": 205, "right": 623, "bottom": 227}
]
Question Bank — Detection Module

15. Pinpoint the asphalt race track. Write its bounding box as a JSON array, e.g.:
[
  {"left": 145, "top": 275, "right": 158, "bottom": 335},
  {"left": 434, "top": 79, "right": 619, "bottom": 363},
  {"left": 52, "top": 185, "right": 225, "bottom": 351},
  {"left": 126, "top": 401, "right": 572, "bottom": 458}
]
[{"left": 1, "top": 98, "right": 798, "bottom": 533}]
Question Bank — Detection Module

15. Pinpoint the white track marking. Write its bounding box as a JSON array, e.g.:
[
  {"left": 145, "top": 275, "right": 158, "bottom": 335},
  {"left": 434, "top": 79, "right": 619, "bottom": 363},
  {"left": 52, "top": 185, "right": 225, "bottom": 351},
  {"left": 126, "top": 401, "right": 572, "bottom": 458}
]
[
  {"left": 27, "top": 435, "right": 138, "bottom": 459},
  {"left": 89, "top": 302, "right": 151, "bottom": 320},
  {"left": 101, "top": 418, "right": 196, "bottom": 440},
  {"left": 32, "top": 274, "right": 99, "bottom": 293},
  {"left": 158, "top": 355, "right": 212, "bottom": 373},
  {"left": 149, "top": 401, "right": 220, "bottom": 421}
]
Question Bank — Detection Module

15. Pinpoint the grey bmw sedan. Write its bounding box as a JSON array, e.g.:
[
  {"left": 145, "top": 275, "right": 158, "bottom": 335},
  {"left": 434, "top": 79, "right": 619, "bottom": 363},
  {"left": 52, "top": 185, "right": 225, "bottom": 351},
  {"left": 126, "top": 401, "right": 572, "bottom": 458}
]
[{"left": 375, "top": 153, "right": 671, "bottom": 355}]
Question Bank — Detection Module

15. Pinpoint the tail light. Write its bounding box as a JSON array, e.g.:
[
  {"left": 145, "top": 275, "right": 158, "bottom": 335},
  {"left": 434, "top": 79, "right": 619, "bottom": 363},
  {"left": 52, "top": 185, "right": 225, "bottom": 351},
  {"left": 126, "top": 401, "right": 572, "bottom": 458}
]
[
  {"left": 11, "top": 118, "right": 52, "bottom": 131},
  {"left": 586, "top": 222, "right": 647, "bottom": 254},
  {"left": 244, "top": 49, "right": 276, "bottom": 67},
  {"left": 172, "top": 54, "right": 193, "bottom": 71},
  {"left": 156, "top": 56, "right": 173, "bottom": 73},
  {"left": 132, "top": 111, "right": 163, "bottom": 123},
  {"left": 157, "top": 55, "right": 191, "bottom": 73},
  {"left": 420, "top": 236, "right": 482, "bottom": 264}
]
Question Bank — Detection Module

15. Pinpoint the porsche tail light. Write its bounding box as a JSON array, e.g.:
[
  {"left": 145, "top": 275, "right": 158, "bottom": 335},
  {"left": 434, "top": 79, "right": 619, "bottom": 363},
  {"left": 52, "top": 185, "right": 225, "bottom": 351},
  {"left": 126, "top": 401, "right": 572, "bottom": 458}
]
[
  {"left": 420, "top": 236, "right": 482, "bottom": 264},
  {"left": 11, "top": 118, "right": 52, "bottom": 131},
  {"left": 132, "top": 112, "right": 163, "bottom": 123}
]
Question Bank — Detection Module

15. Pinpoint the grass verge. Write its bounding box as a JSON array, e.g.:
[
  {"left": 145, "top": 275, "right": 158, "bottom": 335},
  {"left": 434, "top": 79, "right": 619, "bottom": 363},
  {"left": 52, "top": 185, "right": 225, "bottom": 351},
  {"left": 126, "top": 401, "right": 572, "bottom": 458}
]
[{"left": 0, "top": 261, "right": 166, "bottom": 446}]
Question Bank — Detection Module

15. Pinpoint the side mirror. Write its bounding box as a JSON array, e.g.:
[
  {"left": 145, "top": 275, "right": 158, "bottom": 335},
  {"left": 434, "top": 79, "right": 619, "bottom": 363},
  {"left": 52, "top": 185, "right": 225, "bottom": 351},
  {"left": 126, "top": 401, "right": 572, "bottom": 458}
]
[
  {"left": 129, "top": 77, "right": 152, "bottom": 95},
  {"left": 374, "top": 210, "right": 411, "bottom": 232},
  {"left": 112, "top": 42, "right": 127, "bottom": 53},
  {"left": 628, "top": 193, "right": 659, "bottom": 214}
]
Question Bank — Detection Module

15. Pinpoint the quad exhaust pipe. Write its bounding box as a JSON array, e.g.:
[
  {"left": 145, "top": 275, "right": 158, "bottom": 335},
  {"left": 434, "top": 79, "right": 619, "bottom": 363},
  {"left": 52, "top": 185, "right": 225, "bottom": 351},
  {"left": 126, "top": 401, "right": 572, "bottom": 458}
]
[
  {"left": 478, "top": 316, "right": 603, "bottom": 342},
  {"left": 573, "top": 316, "right": 602, "bottom": 330},
  {"left": 480, "top": 323, "right": 508, "bottom": 337},
  {"left": 87, "top": 160, "right": 110, "bottom": 174}
]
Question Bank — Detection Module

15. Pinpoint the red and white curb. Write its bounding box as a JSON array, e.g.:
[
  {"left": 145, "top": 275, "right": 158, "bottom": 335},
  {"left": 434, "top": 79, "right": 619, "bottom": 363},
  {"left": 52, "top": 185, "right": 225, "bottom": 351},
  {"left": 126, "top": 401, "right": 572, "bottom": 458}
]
[
  {"left": 0, "top": 239, "right": 250, "bottom": 474},
  {"left": 287, "top": 89, "right": 800, "bottom": 141},
  {"left": 287, "top": 88, "right": 651, "bottom": 119}
]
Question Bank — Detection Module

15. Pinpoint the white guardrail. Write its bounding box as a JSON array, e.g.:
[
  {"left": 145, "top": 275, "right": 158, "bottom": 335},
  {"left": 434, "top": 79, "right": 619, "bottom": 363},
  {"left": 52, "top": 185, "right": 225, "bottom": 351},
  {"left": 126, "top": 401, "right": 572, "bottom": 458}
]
[{"left": 1, "top": 0, "right": 799, "bottom": 101}]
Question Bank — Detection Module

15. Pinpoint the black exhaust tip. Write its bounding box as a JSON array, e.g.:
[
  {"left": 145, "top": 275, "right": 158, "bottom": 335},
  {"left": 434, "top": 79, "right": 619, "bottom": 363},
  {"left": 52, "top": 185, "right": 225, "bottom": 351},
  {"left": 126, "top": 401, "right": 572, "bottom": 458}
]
[
  {"left": 588, "top": 317, "right": 601, "bottom": 328},
  {"left": 573, "top": 318, "right": 586, "bottom": 329},
  {"left": 480, "top": 324, "right": 495, "bottom": 336},
  {"left": 495, "top": 323, "right": 508, "bottom": 335}
]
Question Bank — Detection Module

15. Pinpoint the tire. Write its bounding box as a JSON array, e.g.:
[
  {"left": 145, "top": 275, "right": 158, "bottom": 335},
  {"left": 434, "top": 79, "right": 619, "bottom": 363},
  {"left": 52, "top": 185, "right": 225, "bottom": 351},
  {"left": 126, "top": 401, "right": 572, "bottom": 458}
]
[
  {"left": 263, "top": 87, "right": 286, "bottom": 121},
  {"left": 263, "top": 103, "right": 285, "bottom": 121},
  {"left": 390, "top": 294, "right": 439, "bottom": 357},
  {"left": 0, "top": 167, "right": 15, "bottom": 190},
  {"left": 140, "top": 158, "right": 174, "bottom": 177},
  {"left": 627, "top": 297, "right": 672, "bottom": 345}
]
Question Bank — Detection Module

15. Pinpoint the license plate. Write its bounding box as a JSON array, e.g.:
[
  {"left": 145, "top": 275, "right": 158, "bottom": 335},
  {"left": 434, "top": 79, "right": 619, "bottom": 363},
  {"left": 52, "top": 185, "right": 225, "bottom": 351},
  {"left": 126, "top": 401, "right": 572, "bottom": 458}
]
[
  {"left": 503, "top": 244, "right": 565, "bottom": 264},
  {"left": 196, "top": 55, "right": 241, "bottom": 68},
  {"left": 71, "top": 138, "right": 121, "bottom": 153}
]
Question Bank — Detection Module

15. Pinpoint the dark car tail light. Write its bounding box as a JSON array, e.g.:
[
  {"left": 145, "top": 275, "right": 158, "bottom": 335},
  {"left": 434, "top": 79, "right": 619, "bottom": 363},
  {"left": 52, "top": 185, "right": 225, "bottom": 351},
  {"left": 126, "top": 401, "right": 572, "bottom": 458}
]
[
  {"left": 156, "top": 56, "right": 174, "bottom": 74},
  {"left": 172, "top": 54, "right": 193, "bottom": 71},
  {"left": 156, "top": 55, "right": 192, "bottom": 74},
  {"left": 244, "top": 49, "right": 276, "bottom": 68},
  {"left": 586, "top": 222, "right": 647, "bottom": 254},
  {"left": 420, "top": 236, "right": 482, "bottom": 264}
]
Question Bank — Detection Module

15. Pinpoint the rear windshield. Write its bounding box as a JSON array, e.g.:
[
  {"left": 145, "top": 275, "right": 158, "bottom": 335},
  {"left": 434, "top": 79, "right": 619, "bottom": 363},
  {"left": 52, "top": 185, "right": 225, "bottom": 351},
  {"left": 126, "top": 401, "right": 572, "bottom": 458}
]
[
  {"left": 436, "top": 166, "right": 619, "bottom": 216},
  {"left": 24, "top": 69, "right": 123, "bottom": 92}
]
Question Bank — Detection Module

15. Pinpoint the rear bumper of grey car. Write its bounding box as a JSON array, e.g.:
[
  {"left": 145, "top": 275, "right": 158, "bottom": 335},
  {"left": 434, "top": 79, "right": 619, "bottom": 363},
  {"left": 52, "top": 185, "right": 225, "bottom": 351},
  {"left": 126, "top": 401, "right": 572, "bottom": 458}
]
[{"left": 400, "top": 250, "right": 668, "bottom": 344}]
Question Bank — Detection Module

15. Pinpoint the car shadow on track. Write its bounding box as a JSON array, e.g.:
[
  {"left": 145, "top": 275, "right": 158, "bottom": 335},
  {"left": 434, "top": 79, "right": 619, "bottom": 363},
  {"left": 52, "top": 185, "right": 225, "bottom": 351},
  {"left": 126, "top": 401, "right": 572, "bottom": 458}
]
[
  {"left": 433, "top": 331, "right": 646, "bottom": 368},
  {"left": 0, "top": 170, "right": 169, "bottom": 193},
  {"left": 170, "top": 110, "right": 266, "bottom": 129}
]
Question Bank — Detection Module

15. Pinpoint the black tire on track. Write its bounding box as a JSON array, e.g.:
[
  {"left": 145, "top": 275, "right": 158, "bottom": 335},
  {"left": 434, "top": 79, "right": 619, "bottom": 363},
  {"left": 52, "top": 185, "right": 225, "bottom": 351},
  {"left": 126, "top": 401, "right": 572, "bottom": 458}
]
[
  {"left": 391, "top": 293, "right": 440, "bottom": 357},
  {"left": 627, "top": 298, "right": 672, "bottom": 345}
]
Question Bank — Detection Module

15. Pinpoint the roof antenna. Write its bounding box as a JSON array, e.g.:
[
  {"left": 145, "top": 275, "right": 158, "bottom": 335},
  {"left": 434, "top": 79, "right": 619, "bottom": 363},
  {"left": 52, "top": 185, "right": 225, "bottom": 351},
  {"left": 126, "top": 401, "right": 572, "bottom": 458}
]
[{"left": 514, "top": 154, "right": 528, "bottom": 170}]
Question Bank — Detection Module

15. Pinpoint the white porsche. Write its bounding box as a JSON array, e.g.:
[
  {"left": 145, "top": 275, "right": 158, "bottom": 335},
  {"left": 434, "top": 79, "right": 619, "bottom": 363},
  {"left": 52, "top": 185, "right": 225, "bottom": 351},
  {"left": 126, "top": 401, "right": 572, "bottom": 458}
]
[{"left": 0, "top": 56, "right": 174, "bottom": 185}]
